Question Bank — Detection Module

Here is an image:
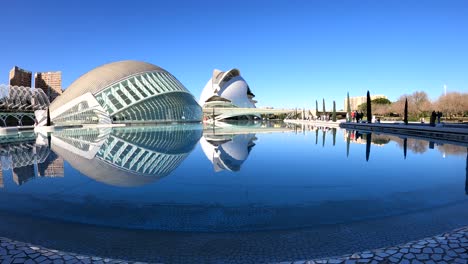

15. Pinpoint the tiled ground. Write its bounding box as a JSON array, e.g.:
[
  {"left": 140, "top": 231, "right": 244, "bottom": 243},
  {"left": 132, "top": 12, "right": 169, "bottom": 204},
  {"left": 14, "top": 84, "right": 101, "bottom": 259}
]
[
  {"left": 274, "top": 226, "right": 468, "bottom": 264},
  {"left": 1, "top": 226, "right": 467, "bottom": 264}
]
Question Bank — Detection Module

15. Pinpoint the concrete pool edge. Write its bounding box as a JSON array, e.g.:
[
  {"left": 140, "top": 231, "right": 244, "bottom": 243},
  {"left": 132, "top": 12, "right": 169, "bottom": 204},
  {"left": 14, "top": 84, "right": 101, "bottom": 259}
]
[{"left": 0, "top": 226, "right": 467, "bottom": 263}]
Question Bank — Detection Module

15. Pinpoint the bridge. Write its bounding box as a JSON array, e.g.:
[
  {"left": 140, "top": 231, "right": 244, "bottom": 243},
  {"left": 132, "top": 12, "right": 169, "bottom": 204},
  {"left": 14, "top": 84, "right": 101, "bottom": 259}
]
[
  {"left": 202, "top": 107, "right": 349, "bottom": 122},
  {"left": 202, "top": 107, "right": 295, "bottom": 121}
]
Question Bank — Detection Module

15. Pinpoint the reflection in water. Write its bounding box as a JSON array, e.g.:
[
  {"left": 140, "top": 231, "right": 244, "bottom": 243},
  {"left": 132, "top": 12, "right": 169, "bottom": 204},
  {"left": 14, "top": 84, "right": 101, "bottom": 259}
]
[
  {"left": 322, "top": 130, "right": 325, "bottom": 147},
  {"left": 315, "top": 129, "right": 318, "bottom": 145},
  {"left": 403, "top": 138, "right": 407, "bottom": 160},
  {"left": 344, "top": 129, "right": 467, "bottom": 160},
  {"left": 51, "top": 125, "right": 202, "bottom": 187},
  {"left": 332, "top": 128, "right": 337, "bottom": 146},
  {"left": 346, "top": 131, "right": 350, "bottom": 157},
  {"left": 0, "top": 133, "right": 64, "bottom": 187},
  {"left": 466, "top": 148, "right": 468, "bottom": 195},
  {"left": 366, "top": 133, "right": 371, "bottom": 162},
  {"left": 200, "top": 133, "right": 257, "bottom": 172}
]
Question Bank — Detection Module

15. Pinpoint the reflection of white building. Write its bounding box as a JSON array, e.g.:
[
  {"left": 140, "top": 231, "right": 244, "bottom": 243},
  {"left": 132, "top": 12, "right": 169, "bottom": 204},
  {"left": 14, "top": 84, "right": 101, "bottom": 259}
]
[
  {"left": 200, "top": 68, "right": 259, "bottom": 120},
  {"left": 200, "top": 133, "right": 256, "bottom": 172},
  {"left": 51, "top": 125, "right": 202, "bottom": 187}
]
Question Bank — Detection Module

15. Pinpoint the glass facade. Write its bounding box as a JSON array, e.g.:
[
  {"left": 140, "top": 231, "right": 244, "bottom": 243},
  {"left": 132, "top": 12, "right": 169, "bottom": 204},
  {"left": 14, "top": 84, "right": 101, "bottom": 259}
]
[
  {"left": 52, "top": 125, "right": 202, "bottom": 180},
  {"left": 52, "top": 70, "right": 202, "bottom": 125}
]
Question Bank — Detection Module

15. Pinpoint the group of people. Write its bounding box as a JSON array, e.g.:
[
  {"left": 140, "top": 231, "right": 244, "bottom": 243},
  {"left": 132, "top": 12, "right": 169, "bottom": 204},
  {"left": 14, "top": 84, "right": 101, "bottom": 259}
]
[
  {"left": 350, "top": 111, "right": 364, "bottom": 123},
  {"left": 429, "top": 111, "right": 443, "bottom": 126}
]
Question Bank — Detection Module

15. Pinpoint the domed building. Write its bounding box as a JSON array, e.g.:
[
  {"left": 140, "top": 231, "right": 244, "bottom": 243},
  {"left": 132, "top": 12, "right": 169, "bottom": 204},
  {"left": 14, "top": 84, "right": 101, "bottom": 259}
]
[
  {"left": 200, "top": 68, "right": 259, "bottom": 120},
  {"left": 39, "top": 60, "right": 202, "bottom": 126}
]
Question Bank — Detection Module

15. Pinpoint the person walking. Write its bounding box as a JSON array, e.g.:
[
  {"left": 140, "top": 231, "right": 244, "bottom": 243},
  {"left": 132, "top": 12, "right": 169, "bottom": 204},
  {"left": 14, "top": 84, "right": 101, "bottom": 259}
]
[
  {"left": 430, "top": 111, "right": 436, "bottom": 126},
  {"left": 437, "top": 111, "right": 442, "bottom": 124}
]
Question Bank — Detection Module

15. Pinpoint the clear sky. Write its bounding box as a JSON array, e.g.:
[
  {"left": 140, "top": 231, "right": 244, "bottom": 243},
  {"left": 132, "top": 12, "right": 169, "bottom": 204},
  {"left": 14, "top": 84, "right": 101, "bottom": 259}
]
[{"left": 1, "top": 0, "right": 467, "bottom": 110}]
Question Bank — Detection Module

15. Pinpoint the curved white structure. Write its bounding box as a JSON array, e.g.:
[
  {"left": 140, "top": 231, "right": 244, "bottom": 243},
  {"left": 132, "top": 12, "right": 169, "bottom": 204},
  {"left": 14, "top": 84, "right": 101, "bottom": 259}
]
[
  {"left": 200, "top": 69, "right": 258, "bottom": 120},
  {"left": 200, "top": 133, "right": 256, "bottom": 172}
]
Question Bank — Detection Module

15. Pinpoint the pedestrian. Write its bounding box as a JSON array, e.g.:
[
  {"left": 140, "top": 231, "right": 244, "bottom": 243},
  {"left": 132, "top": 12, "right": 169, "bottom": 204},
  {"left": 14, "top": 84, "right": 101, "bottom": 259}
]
[
  {"left": 430, "top": 111, "right": 436, "bottom": 126},
  {"left": 437, "top": 111, "right": 442, "bottom": 124}
]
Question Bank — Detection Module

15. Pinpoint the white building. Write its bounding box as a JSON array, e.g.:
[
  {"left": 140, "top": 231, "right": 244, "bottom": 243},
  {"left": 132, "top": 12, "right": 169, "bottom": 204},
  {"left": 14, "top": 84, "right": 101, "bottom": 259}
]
[{"left": 200, "top": 68, "right": 259, "bottom": 120}]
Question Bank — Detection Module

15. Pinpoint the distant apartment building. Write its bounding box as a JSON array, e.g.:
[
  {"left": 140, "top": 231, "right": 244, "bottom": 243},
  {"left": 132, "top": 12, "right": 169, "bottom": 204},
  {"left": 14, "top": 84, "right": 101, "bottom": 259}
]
[
  {"left": 38, "top": 152, "right": 64, "bottom": 178},
  {"left": 35, "top": 71, "right": 62, "bottom": 102},
  {"left": 9, "top": 66, "right": 32, "bottom": 87},
  {"left": 344, "top": 94, "right": 387, "bottom": 111}
]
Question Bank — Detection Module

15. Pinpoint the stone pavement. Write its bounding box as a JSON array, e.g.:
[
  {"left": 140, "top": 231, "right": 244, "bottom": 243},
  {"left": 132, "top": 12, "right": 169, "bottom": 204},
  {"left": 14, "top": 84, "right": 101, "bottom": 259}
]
[
  {"left": 0, "top": 227, "right": 467, "bottom": 264},
  {"left": 275, "top": 226, "right": 468, "bottom": 264}
]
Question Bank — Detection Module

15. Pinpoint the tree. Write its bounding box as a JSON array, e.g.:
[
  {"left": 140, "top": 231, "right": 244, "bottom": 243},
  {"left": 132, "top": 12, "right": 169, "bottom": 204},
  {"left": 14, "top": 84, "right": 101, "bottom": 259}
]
[
  {"left": 366, "top": 90, "right": 372, "bottom": 123},
  {"left": 372, "top": 98, "right": 391, "bottom": 105},
  {"left": 315, "top": 100, "right": 318, "bottom": 117},
  {"left": 435, "top": 92, "right": 468, "bottom": 119},
  {"left": 347, "top": 92, "right": 351, "bottom": 122},
  {"left": 404, "top": 97, "right": 408, "bottom": 125},
  {"left": 46, "top": 107, "right": 51, "bottom": 126},
  {"left": 322, "top": 98, "right": 326, "bottom": 118},
  {"left": 332, "top": 101, "right": 337, "bottom": 122},
  {"left": 409, "top": 91, "right": 431, "bottom": 118}
]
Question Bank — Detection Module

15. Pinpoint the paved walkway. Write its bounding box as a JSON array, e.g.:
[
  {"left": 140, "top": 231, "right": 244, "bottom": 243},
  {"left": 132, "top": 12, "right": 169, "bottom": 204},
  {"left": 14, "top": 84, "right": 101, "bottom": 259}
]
[{"left": 1, "top": 227, "right": 467, "bottom": 264}]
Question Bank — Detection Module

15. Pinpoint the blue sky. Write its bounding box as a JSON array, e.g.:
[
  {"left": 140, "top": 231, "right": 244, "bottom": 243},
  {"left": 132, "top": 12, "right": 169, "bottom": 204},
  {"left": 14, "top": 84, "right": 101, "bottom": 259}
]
[{"left": 0, "top": 0, "right": 467, "bottom": 109}]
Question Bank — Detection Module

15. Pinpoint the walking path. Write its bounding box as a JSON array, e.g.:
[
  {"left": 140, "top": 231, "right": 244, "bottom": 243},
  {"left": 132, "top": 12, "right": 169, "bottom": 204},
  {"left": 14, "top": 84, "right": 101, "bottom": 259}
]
[{"left": 1, "top": 226, "right": 467, "bottom": 264}]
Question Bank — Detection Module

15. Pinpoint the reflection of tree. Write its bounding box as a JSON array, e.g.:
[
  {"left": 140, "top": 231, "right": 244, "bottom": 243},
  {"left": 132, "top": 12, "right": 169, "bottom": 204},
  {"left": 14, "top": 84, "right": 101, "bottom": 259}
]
[
  {"left": 371, "top": 134, "right": 391, "bottom": 145},
  {"left": 394, "top": 138, "right": 428, "bottom": 154},
  {"left": 403, "top": 138, "right": 407, "bottom": 160},
  {"left": 436, "top": 144, "right": 467, "bottom": 156},
  {"left": 332, "top": 128, "right": 336, "bottom": 146},
  {"left": 407, "top": 139, "right": 429, "bottom": 154},
  {"left": 315, "top": 129, "right": 318, "bottom": 145},
  {"left": 345, "top": 129, "right": 465, "bottom": 158},
  {"left": 366, "top": 133, "right": 371, "bottom": 161},
  {"left": 346, "top": 131, "right": 350, "bottom": 157},
  {"left": 322, "top": 130, "right": 326, "bottom": 147},
  {"left": 465, "top": 148, "right": 467, "bottom": 195}
]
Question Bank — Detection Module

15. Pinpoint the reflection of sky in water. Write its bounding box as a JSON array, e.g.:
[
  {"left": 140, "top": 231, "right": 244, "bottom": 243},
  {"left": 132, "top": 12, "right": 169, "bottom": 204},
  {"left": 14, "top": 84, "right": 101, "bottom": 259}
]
[{"left": 0, "top": 124, "right": 466, "bottom": 231}]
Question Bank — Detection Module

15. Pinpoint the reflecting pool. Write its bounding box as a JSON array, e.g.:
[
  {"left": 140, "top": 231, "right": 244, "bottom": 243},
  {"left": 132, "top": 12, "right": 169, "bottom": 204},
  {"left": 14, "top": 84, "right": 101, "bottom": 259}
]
[{"left": 0, "top": 122, "right": 466, "bottom": 263}]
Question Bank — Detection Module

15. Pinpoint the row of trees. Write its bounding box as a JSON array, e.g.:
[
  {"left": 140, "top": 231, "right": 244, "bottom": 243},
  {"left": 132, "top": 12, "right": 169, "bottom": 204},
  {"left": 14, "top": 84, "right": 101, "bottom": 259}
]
[{"left": 356, "top": 91, "right": 468, "bottom": 120}]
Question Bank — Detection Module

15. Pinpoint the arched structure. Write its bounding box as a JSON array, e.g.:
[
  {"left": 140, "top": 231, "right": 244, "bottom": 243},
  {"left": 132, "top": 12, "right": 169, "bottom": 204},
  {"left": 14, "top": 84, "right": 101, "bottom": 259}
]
[
  {"left": 200, "top": 68, "right": 259, "bottom": 121},
  {"left": 0, "top": 84, "right": 50, "bottom": 111},
  {"left": 40, "top": 60, "right": 202, "bottom": 126}
]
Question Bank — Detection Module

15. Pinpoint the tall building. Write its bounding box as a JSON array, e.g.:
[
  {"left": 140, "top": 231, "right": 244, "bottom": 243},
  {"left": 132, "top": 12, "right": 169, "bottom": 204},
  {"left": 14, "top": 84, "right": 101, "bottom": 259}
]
[
  {"left": 344, "top": 94, "right": 387, "bottom": 111},
  {"left": 35, "top": 71, "right": 62, "bottom": 102},
  {"left": 9, "top": 66, "right": 32, "bottom": 87}
]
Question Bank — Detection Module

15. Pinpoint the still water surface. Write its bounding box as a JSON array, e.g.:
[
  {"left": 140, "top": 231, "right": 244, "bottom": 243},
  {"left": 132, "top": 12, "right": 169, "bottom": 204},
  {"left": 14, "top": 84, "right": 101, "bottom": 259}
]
[{"left": 0, "top": 122, "right": 466, "bottom": 261}]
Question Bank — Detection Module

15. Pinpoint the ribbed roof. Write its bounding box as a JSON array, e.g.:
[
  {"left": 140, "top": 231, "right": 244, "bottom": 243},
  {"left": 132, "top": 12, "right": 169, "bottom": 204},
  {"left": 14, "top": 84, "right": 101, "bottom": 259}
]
[
  {"left": 52, "top": 143, "right": 160, "bottom": 187},
  {"left": 50, "top": 60, "right": 166, "bottom": 112}
]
